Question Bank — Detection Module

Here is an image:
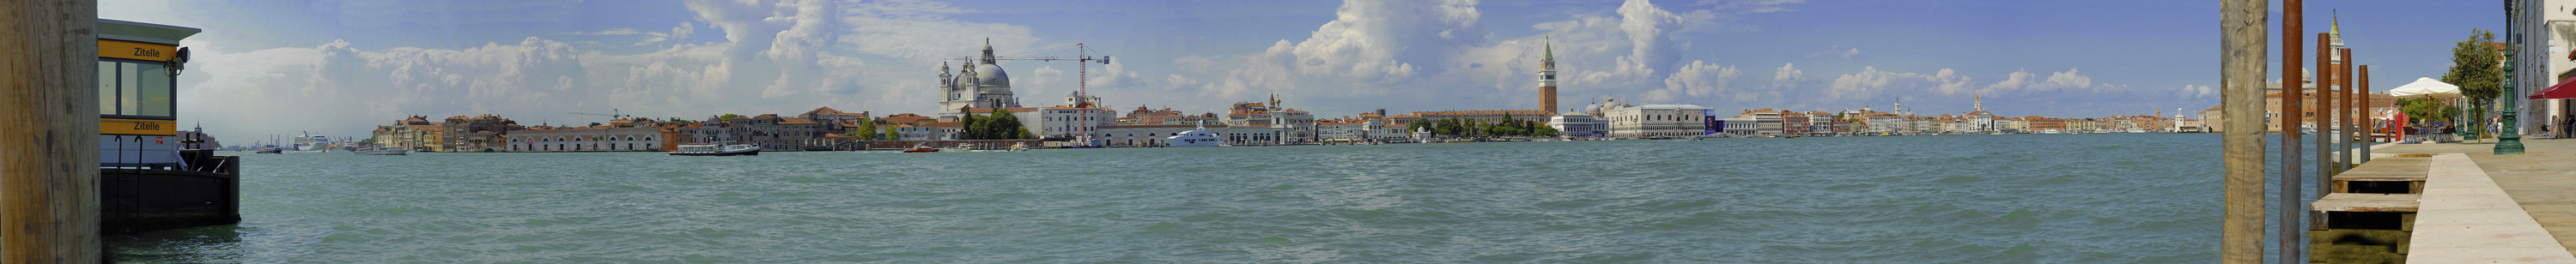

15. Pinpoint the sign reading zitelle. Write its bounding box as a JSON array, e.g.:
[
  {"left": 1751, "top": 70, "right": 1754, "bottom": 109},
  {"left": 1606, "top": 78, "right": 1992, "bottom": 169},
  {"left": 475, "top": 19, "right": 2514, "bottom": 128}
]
[
  {"left": 101, "top": 118, "right": 176, "bottom": 135},
  {"left": 99, "top": 39, "right": 173, "bottom": 61}
]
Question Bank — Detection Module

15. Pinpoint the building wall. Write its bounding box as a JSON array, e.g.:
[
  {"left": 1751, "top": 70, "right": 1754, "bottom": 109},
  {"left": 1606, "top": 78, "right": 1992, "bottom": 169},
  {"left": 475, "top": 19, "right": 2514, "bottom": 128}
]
[{"left": 506, "top": 128, "right": 665, "bottom": 152}]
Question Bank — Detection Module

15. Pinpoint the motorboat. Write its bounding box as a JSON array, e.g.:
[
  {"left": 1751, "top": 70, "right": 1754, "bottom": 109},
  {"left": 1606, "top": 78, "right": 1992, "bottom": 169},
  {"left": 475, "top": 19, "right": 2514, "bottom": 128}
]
[
  {"left": 1161, "top": 122, "right": 1230, "bottom": 147},
  {"left": 669, "top": 144, "right": 760, "bottom": 156},
  {"left": 2039, "top": 129, "right": 2063, "bottom": 135},
  {"left": 254, "top": 147, "right": 283, "bottom": 154},
  {"left": 1006, "top": 142, "right": 1030, "bottom": 152},
  {"left": 902, "top": 143, "right": 939, "bottom": 153},
  {"left": 351, "top": 147, "right": 408, "bottom": 155}
]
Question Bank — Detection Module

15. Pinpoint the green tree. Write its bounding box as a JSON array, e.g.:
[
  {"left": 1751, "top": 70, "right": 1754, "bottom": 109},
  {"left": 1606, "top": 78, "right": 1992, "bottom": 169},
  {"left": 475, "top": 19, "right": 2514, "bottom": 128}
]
[
  {"left": 2442, "top": 28, "right": 2505, "bottom": 131},
  {"left": 884, "top": 126, "right": 902, "bottom": 140},
  {"left": 1407, "top": 119, "right": 1432, "bottom": 134},
  {"left": 2399, "top": 98, "right": 2458, "bottom": 124},
  {"left": 853, "top": 118, "right": 880, "bottom": 141},
  {"left": 587, "top": 122, "right": 603, "bottom": 127}
]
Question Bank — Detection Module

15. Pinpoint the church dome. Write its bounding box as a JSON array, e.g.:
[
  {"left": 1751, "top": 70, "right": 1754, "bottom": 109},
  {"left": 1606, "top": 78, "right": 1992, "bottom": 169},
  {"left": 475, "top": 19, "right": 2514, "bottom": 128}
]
[{"left": 975, "top": 63, "right": 1009, "bottom": 87}]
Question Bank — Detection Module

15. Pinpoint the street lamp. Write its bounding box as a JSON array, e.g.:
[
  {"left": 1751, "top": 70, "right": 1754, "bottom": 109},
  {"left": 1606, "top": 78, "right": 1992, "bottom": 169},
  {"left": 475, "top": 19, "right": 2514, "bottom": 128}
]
[{"left": 2500, "top": 0, "right": 2527, "bottom": 154}]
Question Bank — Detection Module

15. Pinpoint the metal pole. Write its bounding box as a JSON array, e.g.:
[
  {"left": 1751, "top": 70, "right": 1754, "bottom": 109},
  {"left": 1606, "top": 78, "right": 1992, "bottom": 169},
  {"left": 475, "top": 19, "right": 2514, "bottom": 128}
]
[
  {"left": 2221, "top": 0, "right": 2269, "bottom": 261},
  {"left": 2499, "top": 0, "right": 2528, "bottom": 154},
  {"left": 1, "top": 0, "right": 101, "bottom": 261},
  {"left": 2279, "top": 0, "right": 2307, "bottom": 262}
]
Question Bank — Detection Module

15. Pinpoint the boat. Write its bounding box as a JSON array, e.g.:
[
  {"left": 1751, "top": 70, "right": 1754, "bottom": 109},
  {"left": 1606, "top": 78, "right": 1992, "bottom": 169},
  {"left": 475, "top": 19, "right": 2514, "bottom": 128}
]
[
  {"left": 1006, "top": 142, "right": 1030, "bottom": 152},
  {"left": 351, "top": 147, "right": 409, "bottom": 155},
  {"left": 1161, "top": 122, "right": 1230, "bottom": 147},
  {"left": 253, "top": 147, "right": 283, "bottom": 154},
  {"left": 2125, "top": 129, "right": 2148, "bottom": 134},
  {"left": 2039, "top": 129, "right": 2063, "bottom": 135},
  {"left": 669, "top": 143, "right": 760, "bottom": 156},
  {"left": 902, "top": 143, "right": 939, "bottom": 153}
]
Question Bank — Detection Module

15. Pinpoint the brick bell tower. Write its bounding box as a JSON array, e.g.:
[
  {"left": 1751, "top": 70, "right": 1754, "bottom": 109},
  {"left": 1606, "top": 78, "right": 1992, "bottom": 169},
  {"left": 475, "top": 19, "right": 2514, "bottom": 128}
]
[{"left": 1539, "top": 34, "right": 1558, "bottom": 114}]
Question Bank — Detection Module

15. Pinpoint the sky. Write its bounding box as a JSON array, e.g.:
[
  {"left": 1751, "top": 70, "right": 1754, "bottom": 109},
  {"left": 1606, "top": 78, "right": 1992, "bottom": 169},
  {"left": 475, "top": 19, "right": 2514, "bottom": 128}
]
[{"left": 100, "top": 0, "right": 2506, "bottom": 141}]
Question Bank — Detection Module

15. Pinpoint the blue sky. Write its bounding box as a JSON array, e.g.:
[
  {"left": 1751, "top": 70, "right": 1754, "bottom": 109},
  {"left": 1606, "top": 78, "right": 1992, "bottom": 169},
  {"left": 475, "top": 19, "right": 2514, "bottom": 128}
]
[{"left": 101, "top": 0, "right": 2504, "bottom": 140}]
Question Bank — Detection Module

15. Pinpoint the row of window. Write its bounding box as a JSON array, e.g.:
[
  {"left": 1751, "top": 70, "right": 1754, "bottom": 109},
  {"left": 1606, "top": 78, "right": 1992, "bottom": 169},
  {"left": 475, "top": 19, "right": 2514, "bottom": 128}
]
[{"left": 98, "top": 60, "right": 173, "bottom": 117}]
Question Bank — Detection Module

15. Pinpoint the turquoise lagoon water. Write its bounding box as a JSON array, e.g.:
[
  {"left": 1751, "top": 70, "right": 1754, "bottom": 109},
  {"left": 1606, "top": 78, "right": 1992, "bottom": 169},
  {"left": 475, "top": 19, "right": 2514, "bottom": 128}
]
[{"left": 106, "top": 133, "right": 2232, "bottom": 262}]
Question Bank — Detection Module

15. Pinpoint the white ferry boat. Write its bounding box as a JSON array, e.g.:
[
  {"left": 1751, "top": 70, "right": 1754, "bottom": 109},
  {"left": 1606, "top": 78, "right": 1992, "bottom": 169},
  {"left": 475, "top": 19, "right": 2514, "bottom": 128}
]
[
  {"left": 1162, "top": 122, "right": 1230, "bottom": 147},
  {"left": 351, "top": 147, "right": 408, "bottom": 155},
  {"left": 670, "top": 144, "right": 760, "bottom": 156},
  {"left": 2039, "top": 129, "right": 2063, "bottom": 135}
]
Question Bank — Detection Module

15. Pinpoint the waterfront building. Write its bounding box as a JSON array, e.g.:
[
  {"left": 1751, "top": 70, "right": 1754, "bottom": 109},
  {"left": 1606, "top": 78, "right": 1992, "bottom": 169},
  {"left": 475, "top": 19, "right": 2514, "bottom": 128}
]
[
  {"left": 937, "top": 40, "right": 1024, "bottom": 121},
  {"left": 1720, "top": 117, "right": 1755, "bottom": 135},
  {"left": 1603, "top": 104, "right": 1711, "bottom": 137},
  {"left": 1224, "top": 95, "right": 1319, "bottom": 145},
  {"left": 1801, "top": 111, "right": 1833, "bottom": 135},
  {"left": 372, "top": 116, "right": 445, "bottom": 151},
  {"left": 800, "top": 107, "right": 870, "bottom": 125},
  {"left": 1864, "top": 112, "right": 1905, "bottom": 134},
  {"left": 1780, "top": 111, "right": 1810, "bottom": 135},
  {"left": 1748, "top": 109, "right": 1784, "bottom": 135},
  {"left": 506, "top": 126, "right": 663, "bottom": 152},
  {"left": 1546, "top": 113, "right": 1601, "bottom": 137},
  {"left": 2198, "top": 106, "right": 2225, "bottom": 133},
  {"left": 671, "top": 122, "right": 732, "bottom": 145},
  {"left": 1315, "top": 118, "right": 1382, "bottom": 142},
  {"left": 728, "top": 114, "right": 823, "bottom": 150},
  {"left": 1965, "top": 93, "right": 1998, "bottom": 133},
  {"left": 2025, "top": 116, "right": 2067, "bottom": 133},
  {"left": 437, "top": 114, "right": 520, "bottom": 152}
]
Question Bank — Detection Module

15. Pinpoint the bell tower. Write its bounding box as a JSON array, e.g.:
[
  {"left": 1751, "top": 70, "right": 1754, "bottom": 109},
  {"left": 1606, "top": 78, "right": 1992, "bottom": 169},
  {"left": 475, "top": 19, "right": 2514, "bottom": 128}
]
[{"left": 1538, "top": 34, "right": 1559, "bottom": 114}]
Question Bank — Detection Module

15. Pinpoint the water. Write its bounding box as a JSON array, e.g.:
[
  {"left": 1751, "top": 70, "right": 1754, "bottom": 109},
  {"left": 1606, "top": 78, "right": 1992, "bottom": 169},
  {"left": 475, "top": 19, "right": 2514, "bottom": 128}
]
[{"left": 108, "top": 134, "right": 2228, "bottom": 262}]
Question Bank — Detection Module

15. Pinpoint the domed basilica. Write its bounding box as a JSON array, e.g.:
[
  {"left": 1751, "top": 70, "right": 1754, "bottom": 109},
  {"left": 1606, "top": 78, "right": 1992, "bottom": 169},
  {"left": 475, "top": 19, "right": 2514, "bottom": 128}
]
[{"left": 938, "top": 39, "right": 1021, "bottom": 117}]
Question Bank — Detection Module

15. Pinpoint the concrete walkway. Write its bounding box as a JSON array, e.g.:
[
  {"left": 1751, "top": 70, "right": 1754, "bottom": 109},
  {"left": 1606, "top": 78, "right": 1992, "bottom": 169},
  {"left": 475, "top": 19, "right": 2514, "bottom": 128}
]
[
  {"left": 2373, "top": 138, "right": 2576, "bottom": 261},
  {"left": 2405, "top": 153, "right": 2576, "bottom": 262}
]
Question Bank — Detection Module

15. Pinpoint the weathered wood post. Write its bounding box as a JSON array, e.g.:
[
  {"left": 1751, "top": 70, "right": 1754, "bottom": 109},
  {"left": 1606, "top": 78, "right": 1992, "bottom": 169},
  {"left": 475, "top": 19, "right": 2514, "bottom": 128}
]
[
  {"left": 2359, "top": 65, "right": 2372, "bottom": 163},
  {"left": 2221, "top": 0, "right": 2269, "bottom": 262},
  {"left": 2329, "top": 33, "right": 2349, "bottom": 192},
  {"left": 2278, "top": 0, "right": 2307, "bottom": 262},
  {"left": 2341, "top": 48, "right": 2356, "bottom": 168},
  {"left": 1, "top": 0, "right": 101, "bottom": 261}
]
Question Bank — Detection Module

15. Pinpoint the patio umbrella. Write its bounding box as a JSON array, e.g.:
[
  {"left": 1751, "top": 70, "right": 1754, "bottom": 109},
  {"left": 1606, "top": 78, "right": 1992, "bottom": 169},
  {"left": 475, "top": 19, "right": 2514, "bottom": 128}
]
[{"left": 2388, "top": 77, "right": 2464, "bottom": 99}]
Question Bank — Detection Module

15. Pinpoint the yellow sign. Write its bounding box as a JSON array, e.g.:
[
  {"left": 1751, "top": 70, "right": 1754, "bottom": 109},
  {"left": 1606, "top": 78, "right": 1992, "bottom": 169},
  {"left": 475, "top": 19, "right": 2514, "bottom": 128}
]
[
  {"left": 101, "top": 118, "right": 176, "bottom": 135},
  {"left": 99, "top": 39, "right": 174, "bottom": 61}
]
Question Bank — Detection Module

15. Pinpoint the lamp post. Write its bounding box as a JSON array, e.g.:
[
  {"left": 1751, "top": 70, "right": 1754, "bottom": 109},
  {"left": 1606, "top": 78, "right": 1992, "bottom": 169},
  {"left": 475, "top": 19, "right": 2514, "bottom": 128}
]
[{"left": 2500, "top": 0, "right": 2527, "bottom": 154}]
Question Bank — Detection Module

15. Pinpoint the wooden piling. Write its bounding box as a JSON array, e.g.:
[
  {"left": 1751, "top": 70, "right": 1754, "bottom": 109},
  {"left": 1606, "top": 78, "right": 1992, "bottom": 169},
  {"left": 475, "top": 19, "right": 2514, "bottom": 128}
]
[
  {"left": 2359, "top": 65, "right": 2371, "bottom": 164},
  {"left": 2329, "top": 33, "right": 2349, "bottom": 197},
  {"left": 2221, "top": 0, "right": 2270, "bottom": 262},
  {"left": 2341, "top": 48, "right": 2356, "bottom": 170},
  {"left": 2279, "top": 1, "right": 2306, "bottom": 262},
  {"left": 0, "top": 0, "right": 102, "bottom": 261}
]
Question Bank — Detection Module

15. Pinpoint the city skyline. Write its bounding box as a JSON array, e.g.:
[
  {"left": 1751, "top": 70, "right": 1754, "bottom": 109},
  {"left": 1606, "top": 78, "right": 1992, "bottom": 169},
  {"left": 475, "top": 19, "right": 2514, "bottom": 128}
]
[{"left": 103, "top": 0, "right": 2501, "bottom": 140}]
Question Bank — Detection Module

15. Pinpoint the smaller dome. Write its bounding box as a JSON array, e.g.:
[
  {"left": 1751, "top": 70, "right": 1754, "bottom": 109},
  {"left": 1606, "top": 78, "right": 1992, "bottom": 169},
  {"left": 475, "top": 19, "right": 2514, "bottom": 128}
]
[{"left": 975, "top": 63, "right": 1010, "bottom": 87}]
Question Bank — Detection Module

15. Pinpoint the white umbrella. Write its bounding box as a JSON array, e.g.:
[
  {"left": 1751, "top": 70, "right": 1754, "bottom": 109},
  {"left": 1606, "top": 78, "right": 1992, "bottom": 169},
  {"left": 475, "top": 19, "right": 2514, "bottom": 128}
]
[{"left": 2387, "top": 77, "right": 2463, "bottom": 99}]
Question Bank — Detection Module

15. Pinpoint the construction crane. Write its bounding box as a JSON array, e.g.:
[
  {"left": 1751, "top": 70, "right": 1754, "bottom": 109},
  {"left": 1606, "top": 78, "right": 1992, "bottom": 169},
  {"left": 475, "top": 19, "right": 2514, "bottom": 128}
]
[
  {"left": 956, "top": 42, "right": 1111, "bottom": 107},
  {"left": 568, "top": 109, "right": 630, "bottom": 124}
]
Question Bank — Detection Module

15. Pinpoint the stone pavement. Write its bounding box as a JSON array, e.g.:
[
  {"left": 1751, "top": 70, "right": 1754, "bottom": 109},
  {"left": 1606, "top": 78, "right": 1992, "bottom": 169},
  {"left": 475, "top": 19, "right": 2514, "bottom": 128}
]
[{"left": 2373, "top": 138, "right": 2576, "bottom": 259}]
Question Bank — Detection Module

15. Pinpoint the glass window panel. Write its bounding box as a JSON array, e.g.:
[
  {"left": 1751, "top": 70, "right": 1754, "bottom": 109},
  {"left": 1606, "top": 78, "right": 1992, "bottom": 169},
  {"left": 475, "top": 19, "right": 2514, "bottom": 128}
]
[
  {"left": 98, "top": 62, "right": 117, "bottom": 115},
  {"left": 136, "top": 63, "right": 172, "bottom": 117},
  {"left": 118, "top": 62, "right": 139, "bottom": 116}
]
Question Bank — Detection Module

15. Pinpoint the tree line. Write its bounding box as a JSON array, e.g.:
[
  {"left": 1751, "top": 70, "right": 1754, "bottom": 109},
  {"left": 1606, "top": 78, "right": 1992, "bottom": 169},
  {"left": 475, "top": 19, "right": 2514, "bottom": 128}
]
[{"left": 1406, "top": 114, "right": 1560, "bottom": 137}]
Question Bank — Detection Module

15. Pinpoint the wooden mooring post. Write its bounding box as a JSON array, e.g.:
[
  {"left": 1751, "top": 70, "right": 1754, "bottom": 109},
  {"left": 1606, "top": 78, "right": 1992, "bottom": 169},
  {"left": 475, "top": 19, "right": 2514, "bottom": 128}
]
[
  {"left": 1, "top": 0, "right": 102, "bottom": 261},
  {"left": 2220, "top": 0, "right": 2269, "bottom": 262},
  {"left": 2278, "top": 0, "right": 2307, "bottom": 262}
]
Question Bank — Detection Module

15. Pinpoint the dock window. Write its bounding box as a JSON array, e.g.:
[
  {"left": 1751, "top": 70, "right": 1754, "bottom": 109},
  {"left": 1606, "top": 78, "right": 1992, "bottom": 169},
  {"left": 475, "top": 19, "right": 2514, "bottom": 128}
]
[{"left": 97, "top": 60, "right": 173, "bottom": 117}]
